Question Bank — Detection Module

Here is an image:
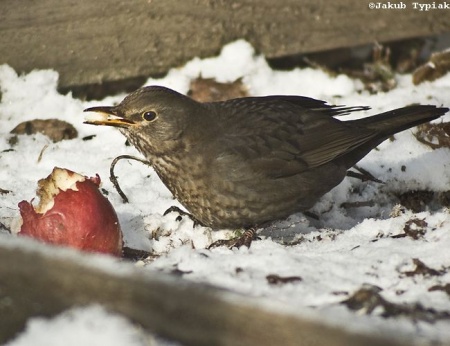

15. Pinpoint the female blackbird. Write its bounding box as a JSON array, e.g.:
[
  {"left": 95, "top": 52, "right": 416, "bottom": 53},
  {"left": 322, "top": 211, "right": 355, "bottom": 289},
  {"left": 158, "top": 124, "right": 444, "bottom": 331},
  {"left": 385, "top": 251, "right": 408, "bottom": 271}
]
[{"left": 85, "top": 86, "right": 448, "bottom": 230}]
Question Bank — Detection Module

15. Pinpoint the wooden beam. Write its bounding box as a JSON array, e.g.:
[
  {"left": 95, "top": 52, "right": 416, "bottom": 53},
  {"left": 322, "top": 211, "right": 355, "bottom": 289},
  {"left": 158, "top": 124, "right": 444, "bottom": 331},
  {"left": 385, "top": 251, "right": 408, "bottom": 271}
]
[
  {"left": 0, "top": 238, "right": 407, "bottom": 346},
  {"left": 1, "top": 0, "right": 449, "bottom": 89}
]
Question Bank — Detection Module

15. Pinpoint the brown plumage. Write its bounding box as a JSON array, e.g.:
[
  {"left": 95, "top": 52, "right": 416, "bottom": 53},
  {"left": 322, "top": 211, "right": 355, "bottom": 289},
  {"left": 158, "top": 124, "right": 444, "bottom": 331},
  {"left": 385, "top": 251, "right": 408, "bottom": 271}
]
[{"left": 85, "top": 86, "right": 448, "bottom": 229}]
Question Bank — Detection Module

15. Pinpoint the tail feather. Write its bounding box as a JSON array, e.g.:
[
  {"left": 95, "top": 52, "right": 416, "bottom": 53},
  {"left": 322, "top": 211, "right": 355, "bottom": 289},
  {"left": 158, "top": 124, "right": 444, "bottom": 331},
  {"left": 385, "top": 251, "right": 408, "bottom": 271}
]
[
  {"left": 352, "top": 105, "right": 449, "bottom": 137},
  {"left": 338, "top": 105, "right": 448, "bottom": 168}
]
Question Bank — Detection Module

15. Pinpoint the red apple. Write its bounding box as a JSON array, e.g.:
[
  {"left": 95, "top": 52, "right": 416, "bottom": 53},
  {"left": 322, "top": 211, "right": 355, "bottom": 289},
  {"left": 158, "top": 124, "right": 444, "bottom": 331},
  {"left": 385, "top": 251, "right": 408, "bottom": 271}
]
[{"left": 18, "top": 167, "right": 123, "bottom": 256}]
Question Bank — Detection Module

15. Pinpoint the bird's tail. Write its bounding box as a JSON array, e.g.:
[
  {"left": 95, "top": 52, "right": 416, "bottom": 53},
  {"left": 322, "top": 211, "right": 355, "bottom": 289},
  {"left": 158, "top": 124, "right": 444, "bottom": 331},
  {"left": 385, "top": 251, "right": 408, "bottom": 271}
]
[{"left": 351, "top": 105, "right": 448, "bottom": 137}]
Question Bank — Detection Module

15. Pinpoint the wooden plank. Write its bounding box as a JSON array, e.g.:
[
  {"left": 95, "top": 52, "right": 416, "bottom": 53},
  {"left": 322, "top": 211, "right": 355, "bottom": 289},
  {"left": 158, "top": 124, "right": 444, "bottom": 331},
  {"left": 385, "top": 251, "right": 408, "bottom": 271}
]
[
  {"left": 0, "top": 238, "right": 408, "bottom": 346},
  {"left": 1, "top": 0, "right": 449, "bottom": 89}
]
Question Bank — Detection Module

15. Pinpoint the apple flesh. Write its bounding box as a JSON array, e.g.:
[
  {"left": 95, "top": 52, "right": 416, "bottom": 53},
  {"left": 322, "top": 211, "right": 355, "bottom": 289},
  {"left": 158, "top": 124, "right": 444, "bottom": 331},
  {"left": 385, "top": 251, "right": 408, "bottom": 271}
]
[{"left": 18, "top": 167, "right": 123, "bottom": 256}]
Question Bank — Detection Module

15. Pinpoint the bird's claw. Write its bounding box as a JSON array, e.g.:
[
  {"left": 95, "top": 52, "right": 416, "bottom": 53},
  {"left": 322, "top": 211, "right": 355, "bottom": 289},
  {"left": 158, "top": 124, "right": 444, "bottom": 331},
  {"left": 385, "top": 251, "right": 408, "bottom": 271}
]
[
  {"left": 347, "top": 165, "right": 383, "bottom": 184},
  {"left": 163, "top": 206, "right": 202, "bottom": 226},
  {"left": 208, "top": 228, "right": 258, "bottom": 249}
]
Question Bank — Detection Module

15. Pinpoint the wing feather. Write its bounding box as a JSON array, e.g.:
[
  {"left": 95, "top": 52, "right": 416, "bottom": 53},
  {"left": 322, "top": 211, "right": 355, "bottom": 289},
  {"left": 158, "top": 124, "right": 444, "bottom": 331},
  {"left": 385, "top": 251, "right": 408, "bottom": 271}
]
[{"left": 210, "top": 97, "right": 376, "bottom": 179}]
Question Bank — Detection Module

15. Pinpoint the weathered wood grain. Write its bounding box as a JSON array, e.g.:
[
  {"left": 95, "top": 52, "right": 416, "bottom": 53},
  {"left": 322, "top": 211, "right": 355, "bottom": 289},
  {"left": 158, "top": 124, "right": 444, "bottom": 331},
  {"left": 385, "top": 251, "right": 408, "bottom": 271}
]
[
  {"left": 1, "top": 0, "right": 449, "bottom": 89},
  {"left": 0, "top": 238, "right": 408, "bottom": 346}
]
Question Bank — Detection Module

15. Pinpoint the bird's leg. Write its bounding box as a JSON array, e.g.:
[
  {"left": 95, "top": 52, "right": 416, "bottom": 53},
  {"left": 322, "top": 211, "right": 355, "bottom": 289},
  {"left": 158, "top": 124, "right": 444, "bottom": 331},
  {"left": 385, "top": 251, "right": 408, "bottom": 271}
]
[
  {"left": 109, "top": 155, "right": 152, "bottom": 203},
  {"left": 207, "top": 227, "right": 259, "bottom": 249},
  {"left": 164, "top": 207, "right": 257, "bottom": 246},
  {"left": 163, "top": 206, "right": 203, "bottom": 227},
  {"left": 346, "top": 165, "right": 384, "bottom": 184}
]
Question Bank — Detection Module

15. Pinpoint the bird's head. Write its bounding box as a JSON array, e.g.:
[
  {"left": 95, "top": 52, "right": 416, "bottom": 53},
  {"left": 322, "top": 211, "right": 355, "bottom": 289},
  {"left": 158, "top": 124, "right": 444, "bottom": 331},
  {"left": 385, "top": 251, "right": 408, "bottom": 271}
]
[{"left": 84, "top": 86, "right": 203, "bottom": 156}]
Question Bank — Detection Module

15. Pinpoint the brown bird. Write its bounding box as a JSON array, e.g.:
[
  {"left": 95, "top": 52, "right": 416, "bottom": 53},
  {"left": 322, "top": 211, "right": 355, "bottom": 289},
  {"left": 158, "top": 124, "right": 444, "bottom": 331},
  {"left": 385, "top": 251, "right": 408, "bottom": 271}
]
[{"left": 84, "top": 86, "right": 448, "bottom": 234}]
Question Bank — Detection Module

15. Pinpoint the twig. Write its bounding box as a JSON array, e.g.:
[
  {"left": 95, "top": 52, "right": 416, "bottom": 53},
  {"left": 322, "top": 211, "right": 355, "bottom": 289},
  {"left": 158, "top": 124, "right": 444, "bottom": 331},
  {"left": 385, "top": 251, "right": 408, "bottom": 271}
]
[
  {"left": 109, "top": 155, "right": 151, "bottom": 203},
  {"left": 37, "top": 144, "right": 49, "bottom": 163}
]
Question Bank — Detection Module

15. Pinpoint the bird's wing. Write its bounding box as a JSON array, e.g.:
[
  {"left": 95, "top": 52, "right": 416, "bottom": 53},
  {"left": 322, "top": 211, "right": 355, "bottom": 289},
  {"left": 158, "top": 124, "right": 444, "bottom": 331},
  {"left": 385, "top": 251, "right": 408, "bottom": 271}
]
[
  {"left": 212, "top": 98, "right": 377, "bottom": 179},
  {"left": 259, "top": 95, "right": 370, "bottom": 116}
]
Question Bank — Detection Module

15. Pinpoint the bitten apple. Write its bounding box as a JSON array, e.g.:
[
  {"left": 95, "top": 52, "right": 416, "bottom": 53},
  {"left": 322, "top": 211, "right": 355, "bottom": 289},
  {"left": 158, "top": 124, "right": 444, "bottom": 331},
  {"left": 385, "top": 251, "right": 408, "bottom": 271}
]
[{"left": 18, "top": 167, "right": 123, "bottom": 256}]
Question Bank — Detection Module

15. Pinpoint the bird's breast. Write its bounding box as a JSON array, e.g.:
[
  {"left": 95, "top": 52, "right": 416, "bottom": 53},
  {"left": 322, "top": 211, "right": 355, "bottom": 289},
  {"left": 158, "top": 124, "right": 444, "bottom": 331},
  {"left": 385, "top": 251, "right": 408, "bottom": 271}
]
[{"left": 151, "top": 154, "right": 214, "bottom": 218}]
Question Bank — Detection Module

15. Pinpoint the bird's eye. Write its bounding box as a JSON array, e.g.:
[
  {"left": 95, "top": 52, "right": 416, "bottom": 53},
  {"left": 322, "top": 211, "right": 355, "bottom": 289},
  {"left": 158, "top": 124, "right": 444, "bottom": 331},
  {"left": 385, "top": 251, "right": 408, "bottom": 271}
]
[{"left": 142, "top": 111, "right": 157, "bottom": 122}]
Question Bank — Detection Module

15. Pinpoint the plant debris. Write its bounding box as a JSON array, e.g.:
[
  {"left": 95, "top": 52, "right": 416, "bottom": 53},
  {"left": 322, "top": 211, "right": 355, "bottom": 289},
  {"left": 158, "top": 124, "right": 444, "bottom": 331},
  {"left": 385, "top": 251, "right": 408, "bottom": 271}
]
[
  {"left": 344, "top": 43, "right": 397, "bottom": 93},
  {"left": 403, "top": 258, "right": 446, "bottom": 277},
  {"left": 393, "top": 189, "right": 450, "bottom": 212},
  {"left": 0, "top": 222, "right": 10, "bottom": 233},
  {"left": 429, "top": 284, "right": 450, "bottom": 297},
  {"left": 413, "top": 49, "right": 450, "bottom": 85},
  {"left": 0, "top": 188, "right": 11, "bottom": 195},
  {"left": 266, "top": 274, "right": 302, "bottom": 285},
  {"left": 82, "top": 134, "right": 96, "bottom": 141},
  {"left": 391, "top": 218, "right": 428, "bottom": 240},
  {"left": 341, "top": 284, "right": 450, "bottom": 322},
  {"left": 188, "top": 78, "right": 248, "bottom": 102},
  {"left": 396, "top": 190, "right": 435, "bottom": 213},
  {"left": 414, "top": 122, "right": 450, "bottom": 149},
  {"left": 10, "top": 119, "right": 78, "bottom": 143},
  {"left": 403, "top": 218, "right": 428, "bottom": 240}
]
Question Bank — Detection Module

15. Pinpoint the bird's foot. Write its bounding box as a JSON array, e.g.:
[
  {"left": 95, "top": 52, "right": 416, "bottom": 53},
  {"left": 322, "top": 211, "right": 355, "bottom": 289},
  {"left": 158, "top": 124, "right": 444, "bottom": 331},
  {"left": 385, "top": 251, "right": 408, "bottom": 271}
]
[
  {"left": 163, "top": 206, "right": 202, "bottom": 227},
  {"left": 347, "top": 165, "right": 383, "bottom": 184},
  {"left": 208, "top": 228, "right": 258, "bottom": 249}
]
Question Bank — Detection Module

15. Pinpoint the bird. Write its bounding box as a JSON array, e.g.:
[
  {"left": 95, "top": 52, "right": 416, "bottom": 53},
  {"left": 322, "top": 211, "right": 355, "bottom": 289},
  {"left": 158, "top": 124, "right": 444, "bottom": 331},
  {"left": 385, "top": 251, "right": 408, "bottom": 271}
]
[{"left": 84, "top": 85, "right": 448, "bottom": 237}]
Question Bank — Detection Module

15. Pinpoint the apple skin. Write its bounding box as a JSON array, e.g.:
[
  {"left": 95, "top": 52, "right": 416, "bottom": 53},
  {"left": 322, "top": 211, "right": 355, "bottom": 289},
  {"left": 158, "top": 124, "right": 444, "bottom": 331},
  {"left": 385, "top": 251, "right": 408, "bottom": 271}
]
[{"left": 18, "top": 168, "right": 123, "bottom": 256}]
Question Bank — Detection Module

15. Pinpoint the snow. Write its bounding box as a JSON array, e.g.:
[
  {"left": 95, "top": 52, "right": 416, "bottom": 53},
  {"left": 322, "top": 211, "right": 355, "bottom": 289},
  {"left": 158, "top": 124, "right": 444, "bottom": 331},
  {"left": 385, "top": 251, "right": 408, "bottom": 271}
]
[
  {"left": 4, "top": 302, "right": 180, "bottom": 346},
  {"left": 1, "top": 39, "right": 450, "bottom": 344},
  {"left": 5, "top": 305, "right": 150, "bottom": 346}
]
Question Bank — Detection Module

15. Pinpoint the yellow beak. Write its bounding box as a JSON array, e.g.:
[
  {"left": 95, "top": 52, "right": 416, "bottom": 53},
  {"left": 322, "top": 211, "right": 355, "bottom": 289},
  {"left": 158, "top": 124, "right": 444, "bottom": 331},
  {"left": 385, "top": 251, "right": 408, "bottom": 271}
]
[{"left": 83, "top": 106, "right": 134, "bottom": 129}]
